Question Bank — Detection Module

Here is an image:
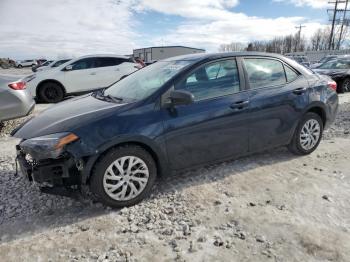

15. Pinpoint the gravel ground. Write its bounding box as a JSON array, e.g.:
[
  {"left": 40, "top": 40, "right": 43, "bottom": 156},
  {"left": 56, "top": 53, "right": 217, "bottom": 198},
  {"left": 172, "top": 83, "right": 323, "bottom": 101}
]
[
  {"left": 0, "top": 94, "right": 349, "bottom": 261},
  {"left": 0, "top": 67, "right": 32, "bottom": 78}
]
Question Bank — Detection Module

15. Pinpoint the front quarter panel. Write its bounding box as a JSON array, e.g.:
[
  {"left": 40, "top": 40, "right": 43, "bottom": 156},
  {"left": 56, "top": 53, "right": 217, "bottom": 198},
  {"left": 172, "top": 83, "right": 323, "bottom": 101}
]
[{"left": 65, "top": 102, "right": 169, "bottom": 181}]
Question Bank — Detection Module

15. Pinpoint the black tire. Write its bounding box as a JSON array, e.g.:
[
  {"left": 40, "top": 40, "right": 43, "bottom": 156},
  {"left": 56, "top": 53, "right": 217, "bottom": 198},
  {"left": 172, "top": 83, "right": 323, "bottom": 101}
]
[
  {"left": 38, "top": 82, "right": 65, "bottom": 103},
  {"left": 288, "top": 112, "right": 323, "bottom": 155},
  {"left": 90, "top": 145, "right": 157, "bottom": 208},
  {"left": 17, "top": 65, "right": 22, "bottom": 68},
  {"left": 341, "top": 78, "right": 350, "bottom": 93}
]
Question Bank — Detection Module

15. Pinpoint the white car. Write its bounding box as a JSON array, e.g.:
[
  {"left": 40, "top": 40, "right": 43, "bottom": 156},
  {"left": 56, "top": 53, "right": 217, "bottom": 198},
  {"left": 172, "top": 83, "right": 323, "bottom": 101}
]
[
  {"left": 24, "top": 55, "right": 139, "bottom": 103},
  {"left": 36, "top": 59, "right": 71, "bottom": 72},
  {"left": 15, "top": 59, "right": 37, "bottom": 68}
]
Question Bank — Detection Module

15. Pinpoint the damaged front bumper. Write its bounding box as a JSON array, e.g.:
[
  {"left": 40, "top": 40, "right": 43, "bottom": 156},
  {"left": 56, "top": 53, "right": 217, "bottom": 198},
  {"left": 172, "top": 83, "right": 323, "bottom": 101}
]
[{"left": 16, "top": 144, "right": 83, "bottom": 189}]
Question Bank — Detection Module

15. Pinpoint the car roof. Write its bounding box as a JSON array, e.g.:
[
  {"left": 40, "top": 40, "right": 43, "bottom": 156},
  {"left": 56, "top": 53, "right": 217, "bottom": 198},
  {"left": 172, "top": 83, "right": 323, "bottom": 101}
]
[
  {"left": 165, "top": 52, "right": 289, "bottom": 62},
  {"left": 164, "top": 52, "right": 313, "bottom": 76},
  {"left": 75, "top": 54, "right": 131, "bottom": 59}
]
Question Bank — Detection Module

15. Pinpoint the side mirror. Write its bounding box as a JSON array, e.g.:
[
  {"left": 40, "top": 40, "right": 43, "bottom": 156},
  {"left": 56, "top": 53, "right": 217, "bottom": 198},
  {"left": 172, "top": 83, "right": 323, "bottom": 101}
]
[
  {"left": 64, "top": 65, "right": 73, "bottom": 71},
  {"left": 168, "top": 90, "right": 194, "bottom": 107}
]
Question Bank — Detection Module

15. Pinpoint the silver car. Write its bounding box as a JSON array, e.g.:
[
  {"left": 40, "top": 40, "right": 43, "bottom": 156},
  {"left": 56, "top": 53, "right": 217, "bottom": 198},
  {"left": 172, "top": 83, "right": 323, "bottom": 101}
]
[{"left": 0, "top": 76, "right": 35, "bottom": 122}]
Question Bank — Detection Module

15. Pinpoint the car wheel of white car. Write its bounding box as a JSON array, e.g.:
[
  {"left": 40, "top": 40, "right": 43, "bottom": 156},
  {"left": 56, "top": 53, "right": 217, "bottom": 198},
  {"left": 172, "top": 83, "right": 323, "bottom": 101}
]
[
  {"left": 288, "top": 112, "right": 323, "bottom": 155},
  {"left": 38, "top": 82, "right": 65, "bottom": 103},
  {"left": 17, "top": 65, "right": 22, "bottom": 68},
  {"left": 90, "top": 145, "right": 157, "bottom": 208}
]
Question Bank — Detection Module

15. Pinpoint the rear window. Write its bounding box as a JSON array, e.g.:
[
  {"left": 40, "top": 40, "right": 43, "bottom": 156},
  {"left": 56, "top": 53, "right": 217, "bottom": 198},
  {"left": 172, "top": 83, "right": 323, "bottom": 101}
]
[{"left": 284, "top": 65, "right": 299, "bottom": 82}]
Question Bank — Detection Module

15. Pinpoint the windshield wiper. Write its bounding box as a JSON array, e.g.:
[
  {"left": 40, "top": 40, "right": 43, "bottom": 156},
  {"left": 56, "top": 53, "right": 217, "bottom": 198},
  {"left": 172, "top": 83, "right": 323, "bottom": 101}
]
[
  {"left": 92, "top": 89, "right": 123, "bottom": 103},
  {"left": 105, "top": 94, "right": 123, "bottom": 103}
]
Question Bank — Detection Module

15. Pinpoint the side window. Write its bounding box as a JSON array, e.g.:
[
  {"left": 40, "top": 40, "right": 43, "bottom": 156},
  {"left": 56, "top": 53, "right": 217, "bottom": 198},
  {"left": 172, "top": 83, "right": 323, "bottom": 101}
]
[
  {"left": 284, "top": 65, "right": 299, "bottom": 82},
  {"left": 244, "top": 58, "right": 286, "bottom": 89},
  {"left": 175, "top": 59, "right": 240, "bottom": 101},
  {"left": 71, "top": 58, "right": 97, "bottom": 70},
  {"left": 97, "top": 57, "right": 124, "bottom": 67},
  {"left": 205, "top": 63, "right": 221, "bottom": 80}
]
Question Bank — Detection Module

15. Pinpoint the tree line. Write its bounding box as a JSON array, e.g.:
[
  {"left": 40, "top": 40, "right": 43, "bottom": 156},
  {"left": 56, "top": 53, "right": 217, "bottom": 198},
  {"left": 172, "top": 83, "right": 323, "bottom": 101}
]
[{"left": 219, "top": 26, "right": 349, "bottom": 54}]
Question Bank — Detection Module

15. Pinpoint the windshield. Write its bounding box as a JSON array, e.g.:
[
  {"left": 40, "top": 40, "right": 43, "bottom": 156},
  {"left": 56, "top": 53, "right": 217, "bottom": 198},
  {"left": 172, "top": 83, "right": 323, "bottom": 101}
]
[
  {"left": 319, "top": 56, "right": 335, "bottom": 64},
  {"left": 52, "top": 59, "right": 70, "bottom": 67},
  {"left": 104, "top": 60, "right": 192, "bottom": 101},
  {"left": 318, "top": 59, "right": 350, "bottom": 70}
]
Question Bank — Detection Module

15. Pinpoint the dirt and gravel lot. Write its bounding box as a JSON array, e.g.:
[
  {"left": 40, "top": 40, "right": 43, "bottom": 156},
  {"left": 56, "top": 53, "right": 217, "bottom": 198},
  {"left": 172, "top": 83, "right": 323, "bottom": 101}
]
[
  {"left": 0, "top": 67, "right": 32, "bottom": 78},
  {"left": 0, "top": 94, "right": 349, "bottom": 262}
]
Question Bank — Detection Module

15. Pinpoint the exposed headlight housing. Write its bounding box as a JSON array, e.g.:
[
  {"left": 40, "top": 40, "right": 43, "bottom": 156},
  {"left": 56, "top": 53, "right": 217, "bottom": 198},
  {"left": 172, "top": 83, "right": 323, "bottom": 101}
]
[{"left": 20, "top": 132, "right": 79, "bottom": 159}]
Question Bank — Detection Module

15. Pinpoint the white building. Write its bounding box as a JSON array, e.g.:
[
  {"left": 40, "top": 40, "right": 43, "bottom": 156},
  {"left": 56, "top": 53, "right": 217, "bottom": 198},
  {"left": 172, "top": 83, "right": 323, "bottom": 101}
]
[{"left": 133, "top": 46, "right": 205, "bottom": 63}]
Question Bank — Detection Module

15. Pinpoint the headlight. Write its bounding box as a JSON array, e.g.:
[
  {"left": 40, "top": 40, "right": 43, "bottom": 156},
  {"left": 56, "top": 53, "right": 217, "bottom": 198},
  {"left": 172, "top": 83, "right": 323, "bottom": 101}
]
[{"left": 20, "top": 132, "right": 79, "bottom": 159}]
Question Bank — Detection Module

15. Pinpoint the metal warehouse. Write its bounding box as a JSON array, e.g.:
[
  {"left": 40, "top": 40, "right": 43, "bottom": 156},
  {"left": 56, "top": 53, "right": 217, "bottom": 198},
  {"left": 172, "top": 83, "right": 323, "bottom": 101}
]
[{"left": 133, "top": 46, "right": 205, "bottom": 63}]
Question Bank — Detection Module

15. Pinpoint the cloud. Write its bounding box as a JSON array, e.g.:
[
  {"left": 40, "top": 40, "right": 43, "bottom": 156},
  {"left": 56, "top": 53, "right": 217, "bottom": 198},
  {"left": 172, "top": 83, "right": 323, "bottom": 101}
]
[
  {"left": 135, "top": 0, "right": 325, "bottom": 51},
  {"left": 272, "top": 0, "right": 330, "bottom": 9},
  {"left": 135, "top": 0, "right": 240, "bottom": 20},
  {"left": 0, "top": 0, "right": 138, "bottom": 59},
  {"left": 0, "top": 0, "right": 327, "bottom": 58}
]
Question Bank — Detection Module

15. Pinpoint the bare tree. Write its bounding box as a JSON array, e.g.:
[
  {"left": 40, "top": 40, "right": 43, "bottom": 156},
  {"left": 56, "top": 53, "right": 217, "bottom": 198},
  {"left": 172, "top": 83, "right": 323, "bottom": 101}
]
[{"left": 218, "top": 42, "right": 246, "bottom": 52}]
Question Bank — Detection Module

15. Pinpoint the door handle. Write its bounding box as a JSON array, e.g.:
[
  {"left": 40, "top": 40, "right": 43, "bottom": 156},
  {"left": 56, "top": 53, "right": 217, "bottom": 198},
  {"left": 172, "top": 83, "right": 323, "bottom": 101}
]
[
  {"left": 90, "top": 72, "right": 97, "bottom": 75},
  {"left": 293, "top": 87, "right": 307, "bottom": 95},
  {"left": 230, "top": 100, "right": 250, "bottom": 110}
]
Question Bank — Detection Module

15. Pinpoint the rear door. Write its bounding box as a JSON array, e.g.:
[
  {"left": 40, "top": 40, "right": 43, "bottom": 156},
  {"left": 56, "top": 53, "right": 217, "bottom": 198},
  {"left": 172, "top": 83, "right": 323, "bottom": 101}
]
[
  {"left": 94, "top": 57, "right": 138, "bottom": 87},
  {"left": 242, "top": 57, "right": 309, "bottom": 152},
  {"left": 162, "top": 58, "right": 250, "bottom": 170}
]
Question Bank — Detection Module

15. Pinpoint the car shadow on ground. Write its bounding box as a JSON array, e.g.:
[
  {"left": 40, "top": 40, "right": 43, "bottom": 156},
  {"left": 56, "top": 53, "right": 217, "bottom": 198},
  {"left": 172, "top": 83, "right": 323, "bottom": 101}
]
[{"left": 0, "top": 146, "right": 298, "bottom": 244}]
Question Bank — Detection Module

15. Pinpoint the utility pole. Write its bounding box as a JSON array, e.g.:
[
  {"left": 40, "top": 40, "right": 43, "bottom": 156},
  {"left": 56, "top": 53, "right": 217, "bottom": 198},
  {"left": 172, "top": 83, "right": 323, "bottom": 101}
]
[
  {"left": 337, "top": 0, "right": 349, "bottom": 49},
  {"left": 328, "top": 0, "right": 350, "bottom": 50},
  {"left": 295, "top": 24, "right": 306, "bottom": 51},
  {"left": 328, "top": 0, "right": 339, "bottom": 50}
]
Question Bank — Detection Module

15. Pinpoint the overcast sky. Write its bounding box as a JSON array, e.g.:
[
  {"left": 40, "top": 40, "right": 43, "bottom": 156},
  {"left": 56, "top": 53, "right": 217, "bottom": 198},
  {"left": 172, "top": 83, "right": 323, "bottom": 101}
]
[{"left": 0, "top": 0, "right": 336, "bottom": 59}]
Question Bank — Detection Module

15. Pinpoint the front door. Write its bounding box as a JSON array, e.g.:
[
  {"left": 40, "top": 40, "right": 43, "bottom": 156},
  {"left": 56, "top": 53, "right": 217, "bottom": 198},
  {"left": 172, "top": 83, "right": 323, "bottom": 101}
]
[
  {"left": 162, "top": 58, "right": 251, "bottom": 170},
  {"left": 63, "top": 57, "right": 101, "bottom": 93}
]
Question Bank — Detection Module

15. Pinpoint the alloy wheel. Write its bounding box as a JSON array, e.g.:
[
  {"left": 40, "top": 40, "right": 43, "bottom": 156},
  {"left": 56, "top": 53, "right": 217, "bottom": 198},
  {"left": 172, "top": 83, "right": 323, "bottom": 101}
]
[
  {"left": 299, "top": 119, "right": 321, "bottom": 151},
  {"left": 103, "top": 156, "right": 149, "bottom": 201},
  {"left": 343, "top": 79, "right": 350, "bottom": 92}
]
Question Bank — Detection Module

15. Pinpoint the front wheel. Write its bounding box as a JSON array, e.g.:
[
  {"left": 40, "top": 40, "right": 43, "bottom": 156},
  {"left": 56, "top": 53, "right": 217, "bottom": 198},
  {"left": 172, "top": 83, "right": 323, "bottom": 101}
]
[
  {"left": 90, "top": 145, "right": 157, "bottom": 208},
  {"left": 288, "top": 112, "right": 323, "bottom": 155}
]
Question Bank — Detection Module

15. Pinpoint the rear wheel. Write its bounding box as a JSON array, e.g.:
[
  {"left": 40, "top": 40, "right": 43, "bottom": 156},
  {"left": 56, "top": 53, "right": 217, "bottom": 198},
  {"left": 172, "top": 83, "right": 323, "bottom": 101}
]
[
  {"left": 38, "top": 82, "right": 65, "bottom": 103},
  {"left": 288, "top": 112, "right": 323, "bottom": 155},
  {"left": 17, "top": 65, "right": 22, "bottom": 68},
  {"left": 341, "top": 78, "right": 350, "bottom": 92},
  {"left": 90, "top": 145, "right": 157, "bottom": 208}
]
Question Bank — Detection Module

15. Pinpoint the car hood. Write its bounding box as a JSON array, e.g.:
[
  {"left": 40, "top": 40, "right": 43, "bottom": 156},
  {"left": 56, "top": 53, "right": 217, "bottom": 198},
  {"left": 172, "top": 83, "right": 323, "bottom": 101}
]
[{"left": 12, "top": 95, "right": 128, "bottom": 139}]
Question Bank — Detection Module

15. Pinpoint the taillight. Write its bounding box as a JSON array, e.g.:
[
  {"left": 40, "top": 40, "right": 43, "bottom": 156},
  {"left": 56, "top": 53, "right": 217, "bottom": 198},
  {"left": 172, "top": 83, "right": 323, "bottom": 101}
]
[
  {"left": 327, "top": 81, "right": 337, "bottom": 92},
  {"left": 8, "top": 81, "right": 26, "bottom": 90}
]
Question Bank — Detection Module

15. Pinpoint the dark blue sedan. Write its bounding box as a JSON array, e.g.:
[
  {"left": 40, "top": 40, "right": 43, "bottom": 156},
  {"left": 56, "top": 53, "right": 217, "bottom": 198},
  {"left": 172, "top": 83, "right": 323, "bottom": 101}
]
[{"left": 13, "top": 52, "right": 338, "bottom": 207}]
